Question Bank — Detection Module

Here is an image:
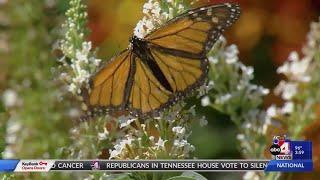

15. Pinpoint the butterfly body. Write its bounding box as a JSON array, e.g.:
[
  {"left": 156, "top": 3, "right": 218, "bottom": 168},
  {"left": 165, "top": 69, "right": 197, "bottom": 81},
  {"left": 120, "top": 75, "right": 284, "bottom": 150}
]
[
  {"left": 84, "top": 3, "right": 241, "bottom": 118},
  {"left": 131, "top": 36, "right": 174, "bottom": 92},
  {"left": 130, "top": 36, "right": 148, "bottom": 60}
]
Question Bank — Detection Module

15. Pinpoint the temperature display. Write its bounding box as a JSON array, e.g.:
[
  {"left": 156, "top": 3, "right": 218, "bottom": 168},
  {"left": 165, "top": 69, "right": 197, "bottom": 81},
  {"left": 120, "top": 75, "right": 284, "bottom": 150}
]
[{"left": 291, "top": 141, "right": 312, "bottom": 160}]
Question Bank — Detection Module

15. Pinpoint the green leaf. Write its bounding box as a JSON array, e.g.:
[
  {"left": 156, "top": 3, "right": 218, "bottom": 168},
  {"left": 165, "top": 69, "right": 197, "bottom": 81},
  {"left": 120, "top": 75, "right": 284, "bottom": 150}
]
[
  {"left": 0, "top": 100, "right": 4, "bottom": 113},
  {"left": 141, "top": 132, "right": 149, "bottom": 147},
  {"left": 1, "top": 173, "right": 15, "bottom": 180},
  {"left": 100, "top": 173, "right": 134, "bottom": 180},
  {"left": 181, "top": 171, "right": 207, "bottom": 180},
  {"left": 167, "top": 172, "right": 207, "bottom": 180},
  {"left": 167, "top": 176, "right": 195, "bottom": 180}
]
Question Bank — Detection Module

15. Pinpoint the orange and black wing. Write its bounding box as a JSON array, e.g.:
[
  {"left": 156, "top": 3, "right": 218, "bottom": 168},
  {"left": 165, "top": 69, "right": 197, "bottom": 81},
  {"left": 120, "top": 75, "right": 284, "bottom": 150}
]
[
  {"left": 84, "top": 3, "right": 240, "bottom": 117},
  {"left": 84, "top": 50, "right": 173, "bottom": 117},
  {"left": 145, "top": 3, "right": 241, "bottom": 56},
  {"left": 134, "top": 3, "right": 241, "bottom": 113},
  {"left": 128, "top": 56, "right": 173, "bottom": 116},
  {"left": 127, "top": 3, "right": 240, "bottom": 116},
  {"left": 83, "top": 50, "right": 134, "bottom": 116},
  {"left": 126, "top": 51, "right": 205, "bottom": 117}
]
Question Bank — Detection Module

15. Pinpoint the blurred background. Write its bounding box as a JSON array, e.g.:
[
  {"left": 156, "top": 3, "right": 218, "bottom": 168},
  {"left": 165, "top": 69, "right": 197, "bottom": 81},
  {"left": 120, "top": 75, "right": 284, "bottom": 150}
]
[{"left": 1, "top": 0, "right": 320, "bottom": 179}]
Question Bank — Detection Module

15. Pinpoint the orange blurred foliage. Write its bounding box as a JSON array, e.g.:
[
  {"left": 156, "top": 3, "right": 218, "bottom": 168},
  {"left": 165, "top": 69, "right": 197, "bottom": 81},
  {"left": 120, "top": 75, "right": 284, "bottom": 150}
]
[
  {"left": 88, "top": 0, "right": 144, "bottom": 58},
  {"left": 88, "top": 0, "right": 318, "bottom": 65}
]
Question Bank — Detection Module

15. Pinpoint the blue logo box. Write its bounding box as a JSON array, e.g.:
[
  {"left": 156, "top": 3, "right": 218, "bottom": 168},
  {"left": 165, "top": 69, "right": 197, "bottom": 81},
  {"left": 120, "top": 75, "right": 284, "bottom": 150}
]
[
  {"left": 265, "top": 160, "right": 313, "bottom": 172},
  {"left": 291, "top": 141, "right": 312, "bottom": 160},
  {"left": 265, "top": 140, "right": 313, "bottom": 172}
]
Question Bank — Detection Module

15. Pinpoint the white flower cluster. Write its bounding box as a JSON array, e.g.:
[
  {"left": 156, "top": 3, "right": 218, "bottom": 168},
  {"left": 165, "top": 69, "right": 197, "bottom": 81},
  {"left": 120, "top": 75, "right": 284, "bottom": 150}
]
[
  {"left": 245, "top": 17, "right": 320, "bottom": 180},
  {"left": 273, "top": 51, "right": 311, "bottom": 108},
  {"left": 60, "top": 0, "right": 87, "bottom": 58},
  {"left": 109, "top": 135, "right": 134, "bottom": 159},
  {"left": 304, "top": 18, "right": 320, "bottom": 57},
  {"left": 202, "top": 37, "right": 269, "bottom": 115},
  {"left": 108, "top": 106, "right": 196, "bottom": 159},
  {"left": 2, "top": 116, "right": 22, "bottom": 159},
  {"left": 134, "top": 0, "right": 190, "bottom": 38},
  {"left": 277, "top": 52, "right": 311, "bottom": 83},
  {"left": 171, "top": 125, "right": 195, "bottom": 158},
  {"left": 59, "top": 0, "right": 101, "bottom": 95},
  {"left": 268, "top": 19, "right": 319, "bottom": 120},
  {"left": 118, "top": 115, "right": 137, "bottom": 128},
  {"left": 243, "top": 171, "right": 260, "bottom": 180},
  {"left": 2, "top": 89, "right": 21, "bottom": 108},
  {"left": 66, "top": 41, "right": 101, "bottom": 94},
  {"left": 200, "top": 37, "right": 273, "bottom": 171}
]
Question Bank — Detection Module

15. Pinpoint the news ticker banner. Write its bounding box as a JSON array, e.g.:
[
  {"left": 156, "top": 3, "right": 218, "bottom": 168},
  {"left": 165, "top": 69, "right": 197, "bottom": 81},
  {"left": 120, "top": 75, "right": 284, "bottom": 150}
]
[
  {"left": 0, "top": 137, "right": 313, "bottom": 172},
  {"left": 0, "top": 159, "right": 313, "bottom": 172},
  {"left": 0, "top": 160, "right": 269, "bottom": 172}
]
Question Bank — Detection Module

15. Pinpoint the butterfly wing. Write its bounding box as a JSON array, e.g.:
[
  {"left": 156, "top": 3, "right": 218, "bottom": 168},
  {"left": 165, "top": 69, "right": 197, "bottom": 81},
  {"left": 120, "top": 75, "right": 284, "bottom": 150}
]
[
  {"left": 84, "top": 3, "right": 240, "bottom": 117},
  {"left": 149, "top": 48, "right": 204, "bottom": 93},
  {"left": 85, "top": 50, "right": 173, "bottom": 117},
  {"left": 140, "top": 4, "right": 240, "bottom": 104},
  {"left": 145, "top": 3, "right": 241, "bottom": 56},
  {"left": 128, "top": 56, "right": 172, "bottom": 115},
  {"left": 84, "top": 49, "right": 134, "bottom": 115},
  {"left": 127, "top": 3, "right": 240, "bottom": 116}
]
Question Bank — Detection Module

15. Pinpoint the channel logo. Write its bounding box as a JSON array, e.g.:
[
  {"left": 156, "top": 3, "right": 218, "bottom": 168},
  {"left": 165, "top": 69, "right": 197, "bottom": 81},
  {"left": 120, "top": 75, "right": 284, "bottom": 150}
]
[
  {"left": 265, "top": 135, "right": 313, "bottom": 172},
  {"left": 269, "top": 135, "right": 292, "bottom": 160},
  {"left": 91, "top": 161, "right": 100, "bottom": 170}
]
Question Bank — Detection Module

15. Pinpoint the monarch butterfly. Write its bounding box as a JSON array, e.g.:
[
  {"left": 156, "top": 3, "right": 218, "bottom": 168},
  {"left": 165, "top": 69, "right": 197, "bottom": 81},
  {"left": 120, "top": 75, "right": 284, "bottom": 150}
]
[{"left": 83, "top": 3, "right": 241, "bottom": 118}]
